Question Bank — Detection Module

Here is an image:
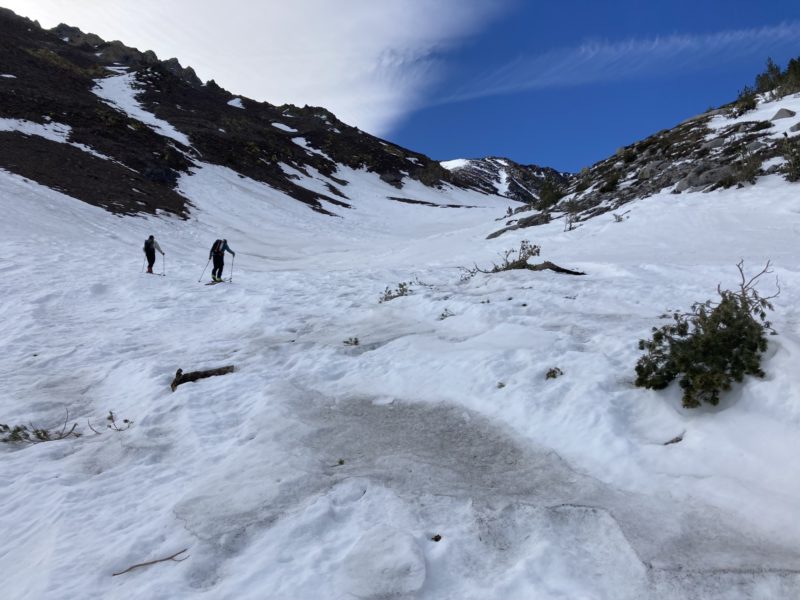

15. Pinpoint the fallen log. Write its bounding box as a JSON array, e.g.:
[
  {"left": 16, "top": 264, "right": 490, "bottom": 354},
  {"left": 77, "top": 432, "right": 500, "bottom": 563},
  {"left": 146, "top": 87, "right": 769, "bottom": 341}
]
[
  {"left": 526, "top": 261, "right": 585, "bottom": 276},
  {"left": 170, "top": 365, "right": 235, "bottom": 392}
]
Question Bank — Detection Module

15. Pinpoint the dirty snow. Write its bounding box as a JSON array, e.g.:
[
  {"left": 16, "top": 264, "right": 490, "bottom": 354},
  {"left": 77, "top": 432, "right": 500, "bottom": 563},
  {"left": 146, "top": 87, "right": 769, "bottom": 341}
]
[{"left": 1, "top": 158, "right": 800, "bottom": 599}]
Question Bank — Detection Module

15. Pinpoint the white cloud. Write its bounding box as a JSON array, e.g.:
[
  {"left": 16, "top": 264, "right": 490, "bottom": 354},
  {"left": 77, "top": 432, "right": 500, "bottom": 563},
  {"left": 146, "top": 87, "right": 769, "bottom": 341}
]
[
  {"left": 3, "top": 0, "right": 503, "bottom": 134},
  {"left": 437, "top": 22, "right": 800, "bottom": 105}
]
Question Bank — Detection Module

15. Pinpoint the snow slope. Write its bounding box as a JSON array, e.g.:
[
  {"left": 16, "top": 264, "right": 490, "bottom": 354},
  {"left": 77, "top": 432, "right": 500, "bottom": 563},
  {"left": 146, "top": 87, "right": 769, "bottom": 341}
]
[
  {"left": 93, "top": 68, "right": 192, "bottom": 147},
  {"left": 2, "top": 158, "right": 800, "bottom": 599},
  {"left": 3, "top": 84, "right": 800, "bottom": 598}
]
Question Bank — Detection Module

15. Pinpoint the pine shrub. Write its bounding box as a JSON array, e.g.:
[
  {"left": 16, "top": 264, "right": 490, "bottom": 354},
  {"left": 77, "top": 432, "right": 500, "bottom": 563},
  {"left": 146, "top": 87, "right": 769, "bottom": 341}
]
[
  {"left": 635, "top": 262, "right": 777, "bottom": 408},
  {"left": 545, "top": 367, "right": 563, "bottom": 380},
  {"left": 599, "top": 171, "right": 621, "bottom": 193},
  {"left": 536, "top": 179, "right": 564, "bottom": 211},
  {"left": 732, "top": 86, "right": 757, "bottom": 117},
  {"left": 755, "top": 57, "right": 782, "bottom": 95},
  {"left": 782, "top": 136, "right": 800, "bottom": 182}
]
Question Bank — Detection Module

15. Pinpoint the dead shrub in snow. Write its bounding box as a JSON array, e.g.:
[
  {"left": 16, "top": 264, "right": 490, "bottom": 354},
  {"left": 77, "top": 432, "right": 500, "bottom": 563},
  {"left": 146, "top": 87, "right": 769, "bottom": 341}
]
[
  {"left": 461, "top": 240, "right": 541, "bottom": 279},
  {"left": 3, "top": 410, "right": 134, "bottom": 444},
  {"left": 1, "top": 410, "right": 81, "bottom": 444},
  {"left": 635, "top": 261, "right": 778, "bottom": 408},
  {"left": 462, "top": 241, "right": 585, "bottom": 279}
]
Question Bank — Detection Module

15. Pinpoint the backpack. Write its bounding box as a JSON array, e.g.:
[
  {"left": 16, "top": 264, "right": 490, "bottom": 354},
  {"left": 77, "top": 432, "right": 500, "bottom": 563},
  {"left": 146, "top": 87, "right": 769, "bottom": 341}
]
[
  {"left": 210, "top": 239, "right": 223, "bottom": 255},
  {"left": 144, "top": 238, "right": 154, "bottom": 252}
]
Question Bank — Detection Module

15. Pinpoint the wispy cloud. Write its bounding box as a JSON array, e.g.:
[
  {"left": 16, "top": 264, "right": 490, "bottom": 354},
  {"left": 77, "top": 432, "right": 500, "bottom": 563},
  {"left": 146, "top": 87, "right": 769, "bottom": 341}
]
[
  {"left": 437, "top": 23, "right": 800, "bottom": 105},
  {"left": 3, "top": 0, "right": 507, "bottom": 135}
]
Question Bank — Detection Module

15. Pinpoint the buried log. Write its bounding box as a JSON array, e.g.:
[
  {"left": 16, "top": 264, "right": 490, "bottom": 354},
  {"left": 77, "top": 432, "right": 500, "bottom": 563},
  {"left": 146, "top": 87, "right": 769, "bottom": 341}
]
[
  {"left": 469, "top": 260, "right": 585, "bottom": 277},
  {"left": 526, "top": 261, "right": 586, "bottom": 276},
  {"left": 663, "top": 431, "right": 685, "bottom": 446},
  {"left": 170, "top": 365, "right": 235, "bottom": 392}
]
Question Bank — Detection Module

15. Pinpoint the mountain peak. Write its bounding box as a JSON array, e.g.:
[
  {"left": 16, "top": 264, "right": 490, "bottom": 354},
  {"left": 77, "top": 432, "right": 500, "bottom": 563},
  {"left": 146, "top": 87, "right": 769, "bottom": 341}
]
[{"left": 441, "top": 156, "right": 569, "bottom": 204}]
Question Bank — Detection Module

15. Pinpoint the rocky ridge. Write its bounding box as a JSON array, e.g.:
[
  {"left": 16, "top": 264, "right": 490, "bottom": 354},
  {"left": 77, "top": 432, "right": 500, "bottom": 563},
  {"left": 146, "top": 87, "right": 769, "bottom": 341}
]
[{"left": 491, "top": 92, "right": 800, "bottom": 237}]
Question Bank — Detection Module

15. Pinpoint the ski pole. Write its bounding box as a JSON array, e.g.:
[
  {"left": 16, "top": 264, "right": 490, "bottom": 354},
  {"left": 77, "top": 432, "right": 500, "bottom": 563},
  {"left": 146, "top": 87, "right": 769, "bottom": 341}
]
[
  {"left": 162, "top": 253, "right": 166, "bottom": 277},
  {"left": 198, "top": 258, "right": 210, "bottom": 282},
  {"left": 141, "top": 256, "right": 146, "bottom": 273},
  {"left": 229, "top": 254, "right": 235, "bottom": 282}
]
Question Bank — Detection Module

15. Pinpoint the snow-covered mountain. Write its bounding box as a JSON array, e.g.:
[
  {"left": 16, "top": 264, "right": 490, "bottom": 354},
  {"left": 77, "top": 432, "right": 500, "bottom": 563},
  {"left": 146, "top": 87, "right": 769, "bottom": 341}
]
[
  {"left": 3, "top": 8, "right": 800, "bottom": 600},
  {"left": 441, "top": 156, "right": 569, "bottom": 205},
  {"left": 0, "top": 8, "right": 522, "bottom": 218}
]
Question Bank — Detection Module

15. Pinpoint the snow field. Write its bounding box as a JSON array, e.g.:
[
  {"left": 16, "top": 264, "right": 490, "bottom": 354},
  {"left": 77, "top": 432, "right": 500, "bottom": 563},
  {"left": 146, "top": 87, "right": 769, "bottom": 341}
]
[
  {"left": 2, "top": 148, "right": 800, "bottom": 597},
  {"left": 4, "top": 59, "right": 800, "bottom": 600}
]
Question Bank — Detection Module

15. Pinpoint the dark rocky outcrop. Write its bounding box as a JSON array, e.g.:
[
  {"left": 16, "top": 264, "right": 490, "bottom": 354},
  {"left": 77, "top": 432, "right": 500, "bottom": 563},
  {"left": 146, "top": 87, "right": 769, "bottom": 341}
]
[
  {"left": 487, "top": 212, "right": 551, "bottom": 239},
  {"left": 771, "top": 108, "right": 796, "bottom": 121}
]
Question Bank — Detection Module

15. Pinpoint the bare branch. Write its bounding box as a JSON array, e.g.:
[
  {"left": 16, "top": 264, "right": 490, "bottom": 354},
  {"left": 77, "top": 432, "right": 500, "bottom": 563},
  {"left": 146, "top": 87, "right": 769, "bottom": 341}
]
[
  {"left": 112, "top": 548, "right": 189, "bottom": 577},
  {"left": 737, "top": 258, "right": 746, "bottom": 290},
  {"left": 61, "top": 423, "right": 78, "bottom": 439},
  {"left": 58, "top": 409, "right": 70, "bottom": 437},
  {"left": 764, "top": 276, "right": 782, "bottom": 302},
  {"left": 742, "top": 259, "right": 773, "bottom": 291}
]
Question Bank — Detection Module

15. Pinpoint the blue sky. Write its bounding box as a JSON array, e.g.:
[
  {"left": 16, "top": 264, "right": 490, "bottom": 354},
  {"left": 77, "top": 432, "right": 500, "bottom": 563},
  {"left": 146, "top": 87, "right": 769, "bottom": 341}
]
[
  {"left": 4, "top": 1, "right": 800, "bottom": 173},
  {"left": 389, "top": 0, "right": 800, "bottom": 171}
]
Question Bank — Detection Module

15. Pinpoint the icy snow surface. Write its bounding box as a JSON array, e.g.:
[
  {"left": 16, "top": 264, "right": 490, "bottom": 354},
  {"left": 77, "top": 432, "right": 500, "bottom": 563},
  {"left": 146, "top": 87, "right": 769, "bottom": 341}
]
[
  {"left": 93, "top": 68, "right": 192, "bottom": 147},
  {"left": 227, "top": 97, "right": 245, "bottom": 109},
  {"left": 1, "top": 73, "right": 16, "bottom": 78},
  {"left": 2, "top": 154, "right": 800, "bottom": 599}
]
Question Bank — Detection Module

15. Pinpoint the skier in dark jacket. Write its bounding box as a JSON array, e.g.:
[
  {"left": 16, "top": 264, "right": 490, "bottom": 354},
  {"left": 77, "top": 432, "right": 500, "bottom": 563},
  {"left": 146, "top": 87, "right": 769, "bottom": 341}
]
[
  {"left": 209, "top": 239, "right": 235, "bottom": 282},
  {"left": 143, "top": 235, "right": 164, "bottom": 274}
]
